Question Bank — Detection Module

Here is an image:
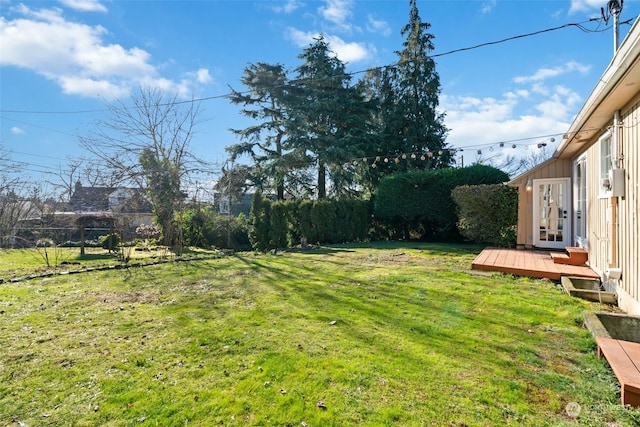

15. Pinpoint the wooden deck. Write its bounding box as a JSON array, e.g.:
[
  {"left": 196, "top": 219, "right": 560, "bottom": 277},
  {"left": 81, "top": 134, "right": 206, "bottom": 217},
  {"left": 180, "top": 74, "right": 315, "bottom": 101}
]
[
  {"left": 596, "top": 337, "right": 640, "bottom": 407},
  {"left": 472, "top": 248, "right": 600, "bottom": 281}
]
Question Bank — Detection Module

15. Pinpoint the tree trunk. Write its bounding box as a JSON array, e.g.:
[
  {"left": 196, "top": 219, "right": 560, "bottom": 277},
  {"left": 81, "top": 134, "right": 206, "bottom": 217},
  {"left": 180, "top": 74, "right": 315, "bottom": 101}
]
[
  {"left": 318, "top": 163, "right": 326, "bottom": 199},
  {"left": 79, "top": 225, "right": 85, "bottom": 256}
]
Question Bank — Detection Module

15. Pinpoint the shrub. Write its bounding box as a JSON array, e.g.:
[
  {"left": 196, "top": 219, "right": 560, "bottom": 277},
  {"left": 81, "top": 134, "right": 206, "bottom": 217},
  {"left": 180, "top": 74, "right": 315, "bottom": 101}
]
[
  {"left": 182, "top": 207, "right": 250, "bottom": 250},
  {"left": 98, "top": 233, "right": 120, "bottom": 251},
  {"left": 248, "top": 192, "right": 271, "bottom": 252},
  {"left": 248, "top": 196, "right": 371, "bottom": 251},
  {"left": 452, "top": 184, "right": 518, "bottom": 247},
  {"left": 374, "top": 165, "right": 509, "bottom": 241}
]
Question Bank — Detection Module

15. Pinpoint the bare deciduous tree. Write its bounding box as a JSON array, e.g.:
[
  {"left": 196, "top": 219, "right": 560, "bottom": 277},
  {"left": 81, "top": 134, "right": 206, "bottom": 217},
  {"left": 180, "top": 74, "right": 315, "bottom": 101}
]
[{"left": 79, "top": 87, "right": 207, "bottom": 248}]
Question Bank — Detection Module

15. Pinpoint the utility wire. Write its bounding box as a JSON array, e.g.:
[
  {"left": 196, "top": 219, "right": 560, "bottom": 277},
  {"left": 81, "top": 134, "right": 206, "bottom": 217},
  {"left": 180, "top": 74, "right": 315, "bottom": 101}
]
[{"left": 431, "top": 20, "right": 614, "bottom": 58}]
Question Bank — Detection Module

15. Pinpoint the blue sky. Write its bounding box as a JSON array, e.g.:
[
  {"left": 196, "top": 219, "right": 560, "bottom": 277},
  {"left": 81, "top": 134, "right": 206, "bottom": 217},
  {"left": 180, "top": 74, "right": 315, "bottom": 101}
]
[{"left": 1, "top": 0, "right": 639, "bottom": 186}]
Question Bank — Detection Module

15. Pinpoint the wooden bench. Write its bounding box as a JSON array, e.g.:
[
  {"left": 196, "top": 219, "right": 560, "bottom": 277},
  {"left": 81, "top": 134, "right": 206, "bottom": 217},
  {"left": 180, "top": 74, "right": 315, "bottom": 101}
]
[{"left": 596, "top": 336, "right": 640, "bottom": 407}]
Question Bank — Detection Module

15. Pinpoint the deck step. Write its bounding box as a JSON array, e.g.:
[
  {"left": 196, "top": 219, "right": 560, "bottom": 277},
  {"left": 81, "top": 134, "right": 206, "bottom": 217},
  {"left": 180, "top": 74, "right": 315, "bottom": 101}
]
[
  {"left": 551, "top": 247, "right": 588, "bottom": 266},
  {"left": 596, "top": 337, "right": 640, "bottom": 407}
]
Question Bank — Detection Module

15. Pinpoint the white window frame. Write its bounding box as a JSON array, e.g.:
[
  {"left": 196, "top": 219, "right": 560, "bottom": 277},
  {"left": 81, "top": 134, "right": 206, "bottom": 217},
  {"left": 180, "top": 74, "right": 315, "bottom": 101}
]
[
  {"left": 599, "top": 130, "right": 613, "bottom": 198},
  {"left": 573, "top": 154, "right": 588, "bottom": 249}
]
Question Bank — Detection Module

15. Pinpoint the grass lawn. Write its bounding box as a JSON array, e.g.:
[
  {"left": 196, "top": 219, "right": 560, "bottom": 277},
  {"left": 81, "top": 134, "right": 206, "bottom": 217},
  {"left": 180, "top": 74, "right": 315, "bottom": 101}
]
[
  {"left": 1, "top": 242, "right": 638, "bottom": 426},
  {"left": 0, "top": 246, "right": 216, "bottom": 281}
]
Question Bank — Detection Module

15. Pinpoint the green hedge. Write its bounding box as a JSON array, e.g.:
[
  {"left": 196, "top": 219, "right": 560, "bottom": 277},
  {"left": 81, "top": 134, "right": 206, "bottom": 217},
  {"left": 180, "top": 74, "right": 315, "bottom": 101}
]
[
  {"left": 182, "top": 207, "right": 250, "bottom": 250},
  {"left": 248, "top": 195, "right": 370, "bottom": 251},
  {"left": 374, "top": 165, "right": 509, "bottom": 241},
  {"left": 452, "top": 184, "right": 518, "bottom": 247}
]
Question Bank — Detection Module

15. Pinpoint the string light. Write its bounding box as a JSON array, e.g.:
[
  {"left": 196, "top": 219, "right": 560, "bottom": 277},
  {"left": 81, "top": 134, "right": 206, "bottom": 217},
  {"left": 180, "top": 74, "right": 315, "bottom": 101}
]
[{"left": 338, "top": 133, "right": 563, "bottom": 170}]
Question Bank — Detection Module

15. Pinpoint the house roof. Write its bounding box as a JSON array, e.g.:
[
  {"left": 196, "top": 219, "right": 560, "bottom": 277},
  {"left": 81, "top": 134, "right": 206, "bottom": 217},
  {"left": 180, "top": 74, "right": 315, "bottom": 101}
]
[
  {"left": 511, "top": 15, "right": 640, "bottom": 183},
  {"left": 67, "top": 183, "right": 152, "bottom": 214},
  {"left": 555, "top": 15, "right": 640, "bottom": 160}
]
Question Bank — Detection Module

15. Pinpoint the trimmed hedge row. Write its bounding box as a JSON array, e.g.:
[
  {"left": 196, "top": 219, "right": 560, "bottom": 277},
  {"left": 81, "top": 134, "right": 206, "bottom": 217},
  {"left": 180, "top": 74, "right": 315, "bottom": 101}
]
[
  {"left": 249, "top": 193, "right": 370, "bottom": 251},
  {"left": 373, "top": 165, "right": 509, "bottom": 241},
  {"left": 452, "top": 184, "right": 518, "bottom": 247}
]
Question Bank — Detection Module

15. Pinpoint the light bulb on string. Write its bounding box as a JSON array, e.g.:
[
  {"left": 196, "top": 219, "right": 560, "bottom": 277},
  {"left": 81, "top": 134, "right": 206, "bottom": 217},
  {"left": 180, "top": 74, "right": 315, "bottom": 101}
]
[
  {"left": 427, "top": 152, "right": 433, "bottom": 158},
  {"left": 420, "top": 155, "right": 426, "bottom": 161},
  {"left": 499, "top": 142, "right": 504, "bottom": 148},
  {"left": 411, "top": 153, "right": 417, "bottom": 159},
  {"left": 402, "top": 153, "right": 407, "bottom": 159},
  {"left": 438, "top": 150, "right": 443, "bottom": 155},
  {"left": 511, "top": 144, "right": 516, "bottom": 149},
  {"left": 371, "top": 163, "right": 377, "bottom": 168},
  {"left": 384, "top": 158, "right": 389, "bottom": 163},
  {"left": 394, "top": 158, "right": 400, "bottom": 164}
]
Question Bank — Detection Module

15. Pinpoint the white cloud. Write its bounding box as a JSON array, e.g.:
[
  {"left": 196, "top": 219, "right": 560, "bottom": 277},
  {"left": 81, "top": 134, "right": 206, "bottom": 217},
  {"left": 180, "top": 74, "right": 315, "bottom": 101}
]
[
  {"left": 324, "top": 35, "right": 372, "bottom": 63},
  {"left": 318, "top": 0, "right": 354, "bottom": 32},
  {"left": 286, "top": 27, "right": 320, "bottom": 48},
  {"left": 513, "top": 61, "right": 590, "bottom": 84},
  {"left": 58, "top": 75, "right": 130, "bottom": 98},
  {"left": 569, "top": 0, "right": 605, "bottom": 14},
  {"left": 271, "top": 0, "right": 303, "bottom": 14},
  {"left": 286, "top": 28, "right": 372, "bottom": 63},
  {"left": 481, "top": 0, "right": 497, "bottom": 14},
  {"left": 58, "top": 0, "right": 107, "bottom": 13},
  {"left": 366, "top": 14, "right": 391, "bottom": 37},
  {"left": 441, "top": 82, "right": 578, "bottom": 156},
  {"left": 0, "top": 5, "right": 208, "bottom": 99},
  {"left": 195, "top": 68, "right": 212, "bottom": 84},
  {"left": 11, "top": 126, "right": 25, "bottom": 135}
]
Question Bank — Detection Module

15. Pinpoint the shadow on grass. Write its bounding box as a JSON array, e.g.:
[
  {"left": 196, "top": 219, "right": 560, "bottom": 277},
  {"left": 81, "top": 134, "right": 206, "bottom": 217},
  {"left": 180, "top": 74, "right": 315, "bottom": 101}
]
[
  {"left": 75, "top": 253, "right": 119, "bottom": 261},
  {"left": 278, "top": 241, "right": 485, "bottom": 256}
]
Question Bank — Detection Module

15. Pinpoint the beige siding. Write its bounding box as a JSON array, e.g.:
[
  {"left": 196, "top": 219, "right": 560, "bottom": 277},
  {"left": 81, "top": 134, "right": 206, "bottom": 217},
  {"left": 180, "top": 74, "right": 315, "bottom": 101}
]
[
  {"left": 513, "top": 159, "right": 571, "bottom": 247},
  {"left": 616, "top": 98, "right": 640, "bottom": 313},
  {"left": 584, "top": 143, "right": 608, "bottom": 273},
  {"left": 583, "top": 98, "right": 640, "bottom": 314}
]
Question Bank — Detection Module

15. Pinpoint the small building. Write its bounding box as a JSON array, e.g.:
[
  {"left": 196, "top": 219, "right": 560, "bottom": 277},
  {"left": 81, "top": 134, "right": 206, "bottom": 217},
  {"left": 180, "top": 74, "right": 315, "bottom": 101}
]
[
  {"left": 511, "top": 16, "right": 640, "bottom": 315},
  {"left": 61, "top": 181, "right": 154, "bottom": 242}
]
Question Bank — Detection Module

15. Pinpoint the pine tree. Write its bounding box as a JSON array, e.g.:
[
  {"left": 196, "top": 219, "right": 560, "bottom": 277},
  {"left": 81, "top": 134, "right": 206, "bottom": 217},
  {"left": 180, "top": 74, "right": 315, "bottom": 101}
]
[
  {"left": 370, "top": 0, "right": 451, "bottom": 178},
  {"left": 286, "top": 36, "right": 371, "bottom": 199},
  {"left": 227, "top": 63, "right": 294, "bottom": 200}
]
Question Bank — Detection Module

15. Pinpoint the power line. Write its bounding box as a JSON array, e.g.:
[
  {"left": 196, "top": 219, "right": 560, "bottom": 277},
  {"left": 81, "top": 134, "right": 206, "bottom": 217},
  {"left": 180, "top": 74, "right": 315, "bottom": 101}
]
[{"left": 431, "top": 20, "right": 613, "bottom": 58}]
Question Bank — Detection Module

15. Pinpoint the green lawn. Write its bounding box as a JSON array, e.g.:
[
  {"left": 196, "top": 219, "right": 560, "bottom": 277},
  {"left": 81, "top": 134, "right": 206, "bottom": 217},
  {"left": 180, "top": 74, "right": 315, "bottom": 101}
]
[{"left": 1, "top": 242, "right": 637, "bottom": 426}]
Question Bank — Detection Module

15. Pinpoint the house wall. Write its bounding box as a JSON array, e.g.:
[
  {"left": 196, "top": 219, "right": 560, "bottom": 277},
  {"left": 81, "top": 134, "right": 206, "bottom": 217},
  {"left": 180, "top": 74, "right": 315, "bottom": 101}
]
[
  {"left": 512, "top": 159, "right": 572, "bottom": 248},
  {"left": 614, "top": 96, "right": 640, "bottom": 314},
  {"left": 582, "top": 96, "right": 640, "bottom": 315}
]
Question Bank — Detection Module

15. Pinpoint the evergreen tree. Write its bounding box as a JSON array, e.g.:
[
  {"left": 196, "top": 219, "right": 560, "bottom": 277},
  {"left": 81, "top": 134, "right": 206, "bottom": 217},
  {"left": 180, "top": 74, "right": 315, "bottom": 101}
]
[
  {"left": 366, "top": 0, "right": 450, "bottom": 183},
  {"left": 286, "top": 36, "right": 371, "bottom": 199},
  {"left": 248, "top": 191, "right": 270, "bottom": 251},
  {"left": 227, "top": 63, "right": 296, "bottom": 200}
]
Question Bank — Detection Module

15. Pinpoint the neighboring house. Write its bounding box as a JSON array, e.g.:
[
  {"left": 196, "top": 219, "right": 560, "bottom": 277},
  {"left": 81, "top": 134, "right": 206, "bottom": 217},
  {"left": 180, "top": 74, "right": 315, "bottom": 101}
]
[
  {"left": 510, "top": 16, "right": 640, "bottom": 315},
  {"left": 62, "top": 181, "right": 154, "bottom": 239},
  {"left": 213, "top": 192, "right": 253, "bottom": 216}
]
